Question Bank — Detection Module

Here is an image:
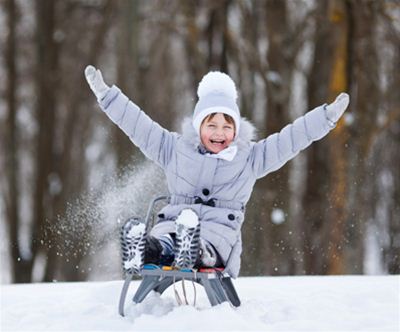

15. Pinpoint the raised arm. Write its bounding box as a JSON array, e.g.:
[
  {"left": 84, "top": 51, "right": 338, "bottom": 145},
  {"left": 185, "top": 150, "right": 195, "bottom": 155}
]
[
  {"left": 85, "top": 65, "right": 176, "bottom": 168},
  {"left": 251, "top": 93, "right": 349, "bottom": 179}
]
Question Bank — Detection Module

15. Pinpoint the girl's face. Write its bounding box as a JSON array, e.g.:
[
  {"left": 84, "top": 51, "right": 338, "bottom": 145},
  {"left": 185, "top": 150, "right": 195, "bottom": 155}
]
[{"left": 200, "top": 113, "right": 235, "bottom": 153}]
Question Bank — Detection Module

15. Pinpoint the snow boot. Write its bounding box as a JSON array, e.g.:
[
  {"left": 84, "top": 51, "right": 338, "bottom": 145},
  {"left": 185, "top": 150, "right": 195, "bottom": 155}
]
[
  {"left": 120, "top": 217, "right": 147, "bottom": 274},
  {"left": 199, "top": 239, "right": 219, "bottom": 267},
  {"left": 173, "top": 209, "right": 200, "bottom": 269}
]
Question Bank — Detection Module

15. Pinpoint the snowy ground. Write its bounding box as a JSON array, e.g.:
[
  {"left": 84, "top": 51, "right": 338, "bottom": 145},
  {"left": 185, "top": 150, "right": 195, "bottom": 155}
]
[{"left": 1, "top": 275, "right": 399, "bottom": 331}]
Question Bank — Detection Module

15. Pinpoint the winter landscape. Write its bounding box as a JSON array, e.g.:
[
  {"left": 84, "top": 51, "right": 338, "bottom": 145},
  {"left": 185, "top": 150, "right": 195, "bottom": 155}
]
[{"left": 2, "top": 1, "right": 400, "bottom": 332}]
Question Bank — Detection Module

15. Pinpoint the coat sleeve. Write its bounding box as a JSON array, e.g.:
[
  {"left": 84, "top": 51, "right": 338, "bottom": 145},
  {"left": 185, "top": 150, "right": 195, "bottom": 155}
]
[
  {"left": 98, "top": 85, "right": 176, "bottom": 168},
  {"left": 251, "top": 104, "right": 335, "bottom": 179}
]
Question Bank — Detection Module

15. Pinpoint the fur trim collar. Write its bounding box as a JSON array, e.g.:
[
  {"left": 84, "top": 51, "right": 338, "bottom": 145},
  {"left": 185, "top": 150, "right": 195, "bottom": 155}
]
[{"left": 180, "top": 116, "right": 257, "bottom": 150}]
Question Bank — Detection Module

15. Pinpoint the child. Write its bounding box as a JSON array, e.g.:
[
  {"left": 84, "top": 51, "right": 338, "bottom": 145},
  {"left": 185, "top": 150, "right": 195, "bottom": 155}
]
[{"left": 85, "top": 66, "right": 349, "bottom": 278}]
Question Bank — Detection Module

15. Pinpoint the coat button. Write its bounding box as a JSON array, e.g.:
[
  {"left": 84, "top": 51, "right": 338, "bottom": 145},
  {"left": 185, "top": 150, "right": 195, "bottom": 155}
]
[
  {"left": 202, "top": 188, "right": 210, "bottom": 196},
  {"left": 228, "top": 214, "right": 235, "bottom": 220}
]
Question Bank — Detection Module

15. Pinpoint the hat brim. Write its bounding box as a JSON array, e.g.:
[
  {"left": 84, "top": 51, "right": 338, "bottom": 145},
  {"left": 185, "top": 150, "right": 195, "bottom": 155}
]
[{"left": 192, "top": 106, "right": 240, "bottom": 138}]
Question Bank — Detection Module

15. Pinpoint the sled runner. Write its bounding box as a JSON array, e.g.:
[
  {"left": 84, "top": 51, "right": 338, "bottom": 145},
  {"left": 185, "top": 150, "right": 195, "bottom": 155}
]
[{"left": 118, "top": 195, "right": 241, "bottom": 317}]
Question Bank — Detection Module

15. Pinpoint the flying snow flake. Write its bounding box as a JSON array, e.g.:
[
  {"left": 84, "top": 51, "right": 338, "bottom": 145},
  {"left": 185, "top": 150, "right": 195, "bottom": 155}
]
[
  {"left": 48, "top": 173, "right": 63, "bottom": 196},
  {"left": 344, "top": 112, "right": 355, "bottom": 126},
  {"left": 271, "top": 208, "right": 286, "bottom": 225},
  {"left": 266, "top": 71, "right": 282, "bottom": 84}
]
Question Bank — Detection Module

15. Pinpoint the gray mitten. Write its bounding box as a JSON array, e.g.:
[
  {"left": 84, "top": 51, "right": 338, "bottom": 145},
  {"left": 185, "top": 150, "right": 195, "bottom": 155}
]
[
  {"left": 84, "top": 65, "right": 110, "bottom": 100},
  {"left": 325, "top": 92, "right": 350, "bottom": 125}
]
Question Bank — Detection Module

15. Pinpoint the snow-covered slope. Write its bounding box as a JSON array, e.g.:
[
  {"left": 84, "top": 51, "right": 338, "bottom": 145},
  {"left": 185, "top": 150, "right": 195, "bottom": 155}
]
[{"left": 1, "top": 276, "right": 399, "bottom": 331}]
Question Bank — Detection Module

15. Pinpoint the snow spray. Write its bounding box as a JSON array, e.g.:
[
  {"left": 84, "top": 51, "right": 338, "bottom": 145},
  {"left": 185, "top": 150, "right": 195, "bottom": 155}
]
[{"left": 43, "top": 160, "right": 167, "bottom": 280}]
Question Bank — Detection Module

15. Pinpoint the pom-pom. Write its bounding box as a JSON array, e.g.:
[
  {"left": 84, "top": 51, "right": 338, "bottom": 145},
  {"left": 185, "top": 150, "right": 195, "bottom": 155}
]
[{"left": 197, "top": 71, "right": 237, "bottom": 100}]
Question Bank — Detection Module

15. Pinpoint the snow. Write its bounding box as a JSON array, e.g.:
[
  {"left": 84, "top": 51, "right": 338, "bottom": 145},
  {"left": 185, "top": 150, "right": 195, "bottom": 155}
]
[
  {"left": 176, "top": 209, "right": 199, "bottom": 228},
  {"left": 271, "top": 208, "right": 286, "bottom": 225},
  {"left": 126, "top": 222, "right": 146, "bottom": 238},
  {"left": 1, "top": 275, "right": 399, "bottom": 331},
  {"left": 266, "top": 71, "right": 282, "bottom": 85}
]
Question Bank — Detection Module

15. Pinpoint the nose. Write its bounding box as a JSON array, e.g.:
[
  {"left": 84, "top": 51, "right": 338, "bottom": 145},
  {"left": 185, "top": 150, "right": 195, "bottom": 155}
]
[{"left": 215, "top": 126, "right": 224, "bottom": 136}]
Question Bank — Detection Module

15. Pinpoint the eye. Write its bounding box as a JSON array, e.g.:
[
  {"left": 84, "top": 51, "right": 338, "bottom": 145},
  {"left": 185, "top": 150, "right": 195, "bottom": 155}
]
[
  {"left": 208, "top": 124, "right": 216, "bottom": 128},
  {"left": 224, "top": 125, "right": 233, "bottom": 130}
]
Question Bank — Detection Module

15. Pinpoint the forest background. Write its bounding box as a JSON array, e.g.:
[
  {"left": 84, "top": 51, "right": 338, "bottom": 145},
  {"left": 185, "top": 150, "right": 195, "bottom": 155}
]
[{"left": 1, "top": 0, "right": 399, "bottom": 283}]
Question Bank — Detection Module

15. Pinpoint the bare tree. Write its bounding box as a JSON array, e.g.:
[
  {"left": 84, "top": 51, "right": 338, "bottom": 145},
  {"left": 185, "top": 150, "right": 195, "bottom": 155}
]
[
  {"left": 3, "top": 0, "right": 25, "bottom": 282},
  {"left": 345, "top": 0, "right": 381, "bottom": 274},
  {"left": 324, "top": 0, "right": 351, "bottom": 275},
  {"left": 302, "top": 0, "right": 335, "bottom": 275},
  {"left": 247, "top": 0, "right": 315, "bottom": 276},
  {"left": 114, "top": 0, "right": 140, "bottom": 170}
]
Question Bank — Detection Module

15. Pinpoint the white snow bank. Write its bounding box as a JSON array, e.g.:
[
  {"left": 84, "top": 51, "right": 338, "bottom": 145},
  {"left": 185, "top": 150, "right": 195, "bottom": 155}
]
[{"left": 1, "top": 276, "right": 399, "bottom": 331}]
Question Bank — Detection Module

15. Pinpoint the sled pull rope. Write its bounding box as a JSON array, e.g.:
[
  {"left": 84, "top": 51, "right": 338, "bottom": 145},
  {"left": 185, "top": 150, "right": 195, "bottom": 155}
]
[
  {"left": 173, "top": 275, "right": 183, "bottom": 306},
  {"left": 192, "top": 269, "right": 197, "bottom": 307},
  {"left": 181, "top": 278, "right": 189, "bottom": 305},
  {"left": 172, "top": 270, "right": 198, "bottom": 307},
  {"left": 181, "top": 269, "right": 198, "bottom": 307}
]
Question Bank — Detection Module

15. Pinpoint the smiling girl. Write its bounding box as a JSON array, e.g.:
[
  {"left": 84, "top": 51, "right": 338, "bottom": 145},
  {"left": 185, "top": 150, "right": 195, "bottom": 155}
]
[{"left": 85, "top": 67, "right": 349, "bottom": 277}]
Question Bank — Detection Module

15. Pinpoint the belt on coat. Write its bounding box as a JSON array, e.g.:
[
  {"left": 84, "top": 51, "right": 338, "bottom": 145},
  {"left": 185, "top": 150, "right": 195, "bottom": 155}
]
[{"left": 170, "top": 194, "right": 245, "bottom": 212}]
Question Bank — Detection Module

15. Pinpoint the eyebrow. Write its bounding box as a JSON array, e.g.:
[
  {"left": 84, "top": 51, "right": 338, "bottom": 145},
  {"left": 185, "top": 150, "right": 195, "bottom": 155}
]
[{"left": 207, "top": 121, "right": 233, "bottom": 126}]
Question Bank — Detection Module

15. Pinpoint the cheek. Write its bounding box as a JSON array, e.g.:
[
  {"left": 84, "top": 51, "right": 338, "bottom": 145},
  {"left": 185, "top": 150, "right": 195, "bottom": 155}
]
[
  {"left": 225, "top": 138, "right": 233, "bottom": 146},
  {"left": 200, "top": 129, "right": 210, "bottom": 143},
  {"left": 226, "top": 131, "right": 235, "bottom": 143}
]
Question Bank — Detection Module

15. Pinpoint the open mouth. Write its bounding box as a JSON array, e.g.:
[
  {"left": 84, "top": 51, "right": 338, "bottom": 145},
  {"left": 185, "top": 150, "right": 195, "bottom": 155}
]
[{"left": 210, "top": 139, "right": 226, "bottom": 145}]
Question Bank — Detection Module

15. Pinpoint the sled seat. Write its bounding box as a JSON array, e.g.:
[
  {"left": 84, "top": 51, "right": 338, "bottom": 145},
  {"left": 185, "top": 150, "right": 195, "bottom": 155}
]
[{"left": 118, "top": 264, "right": 241, "bottom": 316}]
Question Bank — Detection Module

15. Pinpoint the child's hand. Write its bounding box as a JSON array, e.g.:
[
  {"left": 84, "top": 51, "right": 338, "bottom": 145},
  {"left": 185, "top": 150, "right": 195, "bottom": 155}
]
[
  {"left": 325, "top": 92, "right": 350, "bottom": 123},
  {"left": 84, "top": 65, "right": 110, "bottom": 100}
]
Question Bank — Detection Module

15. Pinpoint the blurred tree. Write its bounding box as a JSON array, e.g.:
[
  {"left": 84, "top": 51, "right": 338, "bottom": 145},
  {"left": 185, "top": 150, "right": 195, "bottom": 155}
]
[
  {"left": 345, "top": 0, "right": 381, "bottom": 274},
  {"left": 114, "top": 0, "right": 140, "bottom": 170},
  {"left": 371, "top": 1, "right": 400, "bottom": 274},
  {"left": 46, "top": 0, "right": 117, "bottom": 281},
  {"left": 4, "top": 0, "right": 25, "bottom": 282},
  {"left": 385, "top": 41, "right": 400, "bottom": 274},
  {"left": 250, "top": 0, "right": 315, "bottom": 276},
  {"left": 236, "top": 0, "right": 267, "bottom": 275},
  {"left": 325, "top": 0, "right": 350, "bottom": 275},
  {"left": 205, "top": 0, "right": 230, "bottom": 71},
  {"left": 252, "top": 0, "right": 294, "bottom": 276},
  {"left": 294, "top": 0, "right": 352, "bottom": 276},
  {"left": 179, "top": 0, "right": 207, "bottom": 89},
  {"left": 302, "top": 0, "right": 335, "bottom": 275},
  {"left": 31, "top": 0, "right": 60, "bottom": 281}
]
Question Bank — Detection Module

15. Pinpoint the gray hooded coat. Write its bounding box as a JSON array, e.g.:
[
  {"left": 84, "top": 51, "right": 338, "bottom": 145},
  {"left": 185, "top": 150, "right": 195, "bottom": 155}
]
[{"left": 99, "top": 86, "right": 335, "bottom": 278}]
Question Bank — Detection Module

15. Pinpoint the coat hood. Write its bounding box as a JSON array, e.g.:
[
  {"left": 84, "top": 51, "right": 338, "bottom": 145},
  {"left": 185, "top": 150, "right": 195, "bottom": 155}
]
[{"left": 180, "top": 116, "right": 257, "bottom": 150}]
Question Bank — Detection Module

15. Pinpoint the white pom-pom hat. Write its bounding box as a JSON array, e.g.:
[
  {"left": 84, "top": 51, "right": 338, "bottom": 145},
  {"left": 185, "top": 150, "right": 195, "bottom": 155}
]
[{"left": 192, "top": 71, "right": 240, "bottom": 137}]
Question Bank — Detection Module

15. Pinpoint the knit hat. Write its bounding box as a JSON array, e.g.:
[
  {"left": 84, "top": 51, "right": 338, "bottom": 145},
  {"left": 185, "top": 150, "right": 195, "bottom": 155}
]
[{"left": 192, "top": 71, "right": 240, "bottom": 137}]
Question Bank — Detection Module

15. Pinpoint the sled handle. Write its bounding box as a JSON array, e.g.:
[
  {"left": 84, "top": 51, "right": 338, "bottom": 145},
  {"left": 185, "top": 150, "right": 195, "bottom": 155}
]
[{"left": 144, "top": 195, "right": 170, "bottom": 232}]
